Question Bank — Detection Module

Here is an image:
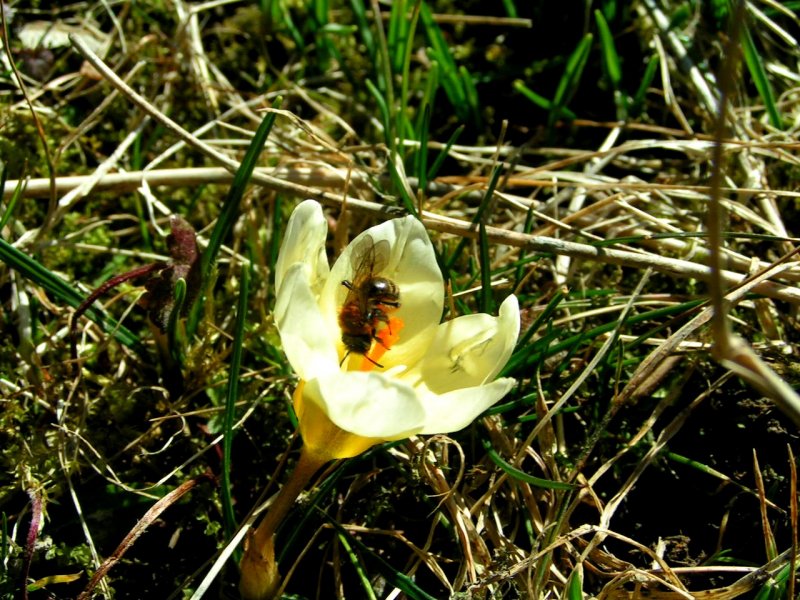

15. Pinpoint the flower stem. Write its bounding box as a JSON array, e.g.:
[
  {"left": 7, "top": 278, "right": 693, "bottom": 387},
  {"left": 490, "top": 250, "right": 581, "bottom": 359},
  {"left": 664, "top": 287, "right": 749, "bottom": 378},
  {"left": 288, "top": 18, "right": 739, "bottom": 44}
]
[{"left": 240, "top": 446, "right": 327, "bottom": 600}]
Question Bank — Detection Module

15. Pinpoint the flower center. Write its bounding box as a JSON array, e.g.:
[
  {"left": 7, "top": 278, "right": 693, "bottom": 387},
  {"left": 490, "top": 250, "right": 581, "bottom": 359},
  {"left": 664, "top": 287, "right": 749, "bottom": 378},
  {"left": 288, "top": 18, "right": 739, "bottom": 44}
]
[{"left": 359, "top": 316, "right": 405, "bottom": 372}]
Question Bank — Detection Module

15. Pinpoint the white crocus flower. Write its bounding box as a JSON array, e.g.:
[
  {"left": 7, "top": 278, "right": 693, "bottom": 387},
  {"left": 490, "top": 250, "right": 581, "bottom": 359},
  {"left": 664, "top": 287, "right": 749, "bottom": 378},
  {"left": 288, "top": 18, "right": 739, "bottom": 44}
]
[{"left": 274, "top": 200, "right": 520, "bottom": 461}]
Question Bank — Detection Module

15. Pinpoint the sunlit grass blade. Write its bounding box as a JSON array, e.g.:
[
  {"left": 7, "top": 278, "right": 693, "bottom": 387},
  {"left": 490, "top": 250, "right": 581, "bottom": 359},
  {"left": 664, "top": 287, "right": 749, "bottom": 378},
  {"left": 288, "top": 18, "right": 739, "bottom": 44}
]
[
  {"left": 511, "top": 298, "right": 706, "bottom": 374},
  {"left": 311, "top": 0, "right": 334, "bottom": 67},
  {"left": 387, "top": 0, "right": 408, "bottom": 76},
  {"left": 0, "top": 237, "right": 142, "bottom": 350},
  {"left": 740, "top": 24, "right": 782, "bottom": 129},
  {"left": 366, "top": 78, "right": 391, "bottom": 143},
  {"left": 594, "top": 9, "right": 625, "bottom": 118},
  {"left": 396, "top": 0, "right": 422, "bottom": 147},
  {"left": 502, "top": 0, "right": 518, "bottom": 18},
  {"left": 336, "top": 529, "right": 378, "bottom": 600},
  {"left": 386, "top": 154, "right": 418, "bottom": 216},
  {"left": 349, "top": 0, "right": 376, "bottom": 62},
  {"left": 188, "top": 99, "right": 280, "bottom": 335},
  {"left": 459, "top": 65, "right": 480, "bottom": 126},
  {"left": 630, "top": 54, "right": 659, "bottom": 116},
  {"left": 415, "top": 59, "right": 439, "bottom": 138},
  {"left": 513, "top": 207, "right": 536, "bottom": 288},
  {"left": 483, "top": 439, "right": 577, "bottom": 490},
  {"left": 420, "top": 2, "right": 469, "bottom": 121},
  {"left": 426, "top": 123, "right": 463, "bottom": 182},
  {"left": 594, "top": 10, "right": 621, "bottom": 88},
  {"left": 564, "top": 564, "right": 584, "bottom": 600},
  {"left": 513, "top": 80, "right": 577, "bottom": 120},
  {"left": 514, "top": 288, "right": 565, "bottom": 353},
  {"left": 754, "top": 566, "right": 788, "bottom": 600},
  {"left": 275, "top": 1, "right": 304, "bottom": 50},
  {"left": 414, "top": 104, "right": 431, "bottom": 197},
  {"left": 550, "top": 33, "right": 593, "bottom": 126},
  {"left": 445, "top": 163, "right": 502, "bottom": 272}
]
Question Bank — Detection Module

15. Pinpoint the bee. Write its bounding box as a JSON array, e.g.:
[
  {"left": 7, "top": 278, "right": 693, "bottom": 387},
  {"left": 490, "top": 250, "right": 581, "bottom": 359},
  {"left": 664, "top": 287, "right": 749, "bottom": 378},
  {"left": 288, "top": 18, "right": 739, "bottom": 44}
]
[{"left": 338, "top": 235, "right": 401, "bottom": 367}]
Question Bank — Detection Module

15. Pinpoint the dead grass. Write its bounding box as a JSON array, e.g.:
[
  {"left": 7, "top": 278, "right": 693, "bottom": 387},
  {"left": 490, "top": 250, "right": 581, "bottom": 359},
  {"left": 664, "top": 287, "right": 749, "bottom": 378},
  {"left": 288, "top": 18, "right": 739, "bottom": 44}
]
[{"left": 0, "top": 1, "right": 798, "bottom": 599}]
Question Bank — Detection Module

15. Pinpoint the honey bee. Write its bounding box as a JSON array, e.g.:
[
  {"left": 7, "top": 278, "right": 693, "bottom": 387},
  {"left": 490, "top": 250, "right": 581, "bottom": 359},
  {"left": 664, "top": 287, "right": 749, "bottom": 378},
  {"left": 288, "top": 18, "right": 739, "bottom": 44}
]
[{"left": 338, "top": 235, "right": 401, "bottom": 366}]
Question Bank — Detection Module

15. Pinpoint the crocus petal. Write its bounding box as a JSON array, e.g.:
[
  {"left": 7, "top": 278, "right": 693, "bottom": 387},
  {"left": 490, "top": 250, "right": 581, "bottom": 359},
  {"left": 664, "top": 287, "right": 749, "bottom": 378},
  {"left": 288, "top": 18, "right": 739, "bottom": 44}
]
[
  {"left": 319, "top": 215, "right": 443, "bottom": 368},
  {"left": 417, "top": 295, "right": 520, "bottom": 394},
  {"left": 419, "top": 377, "right": 517, "bottom": 434},
  {"left": 274, "top": 199, "right": 330, "bottom": 297},
  {"left": 274, "top": 263, "right": 339, "bottom": 381},
  {"left": 303, "top": 371, "right": 426, "bottom": 439},
  {"left": 293, "top": 383, "right": 385, "bottom": 460}
]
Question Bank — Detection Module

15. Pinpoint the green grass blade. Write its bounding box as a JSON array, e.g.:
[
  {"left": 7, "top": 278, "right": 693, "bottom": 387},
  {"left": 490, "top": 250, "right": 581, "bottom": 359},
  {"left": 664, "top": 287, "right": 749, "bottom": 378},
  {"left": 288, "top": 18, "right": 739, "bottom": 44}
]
[
  {"left": 323, "top": 517, "right": 438, "bottom": 600},
  {"left": 386, "top": 154, "right": 418, "bottom": 217},
  {"left": 415, "top": 60, "right": 439, "bottom": 138},
  {"left": 459, "top": 64, "right": 481, "bottom": 126},
  {"left": 349, "top": 0, "right": 376, "bottom": 62},
  {"left": 420, "top": 2, "right": 468, "bottom": 121},
  {"left": 740, "top": 24, "right": 782, "bottom": 129},
  {"left": 426, "top": 123, "right": 463, "bottom": 182},
  {"left": 479, "top": 222, "right": 494, "bottom": 314},
  {"left": 483, "top": 439, "right": 578, "bottom": 490},
  {"left": 502, "top": 0, "right": 518, "bottom": 18},
  {"left": 415, "top": 104, "right": 431, "bottom": 197},
  {"left": 166, "top": 277, "right": 187, "bottom": 366},
  {"left": 387, "top": 0, "right": 407, "bottom": 76},
  {"left": 513, "top": 80, "right": 577, "bottom": 120},
  {"left": 445, "top": 163, "right": 503, "bottom": 271},
  {"left": 1, "top": 512, "right": 8, "bottom": 569},
  {"left": 513, "top": 207, "right": 536, "bottom": 288},
  {"left": 630, "top": 54, "right": 659, "bottom": 116},
  {"left": 267, "top": 196, "right": 283, "bottom": 283},
  {"left": 221, "top": 263, "right": 249, "bottom": 547},
  {"left": 507, "top": 298, "right": 706, "bottom": 374},
  {"left": 594, "top": 9, "right": 622, "bottom": 88},
  {"left": 336, "top": 530, "right": 378, "bottom": 600},
  {"left": 370, "top": 0, "right": 395, "bottom": 144},
  {"left": 366, "top": 78, "right": 392, "bottom": 147},
  {"left": 0, "top": 168, "right": 22, "bottom": 231},
  {"left": 396, "top": 0, "right": 422, "bottom": 147},
  {"left": 551, "top": 33, "right": 593, "bottom": 125},
  {"left": 563, "top": 564, "right": 583, "bottom": 600},
  {"left": 188, "top": 98, "right": 280, "bottom": 334},
  {"left": 514, "top": 288, "right": 565, "bottom": 352},
  {"left": 0, "top": 238, "right": 142, "bottom": 350}
]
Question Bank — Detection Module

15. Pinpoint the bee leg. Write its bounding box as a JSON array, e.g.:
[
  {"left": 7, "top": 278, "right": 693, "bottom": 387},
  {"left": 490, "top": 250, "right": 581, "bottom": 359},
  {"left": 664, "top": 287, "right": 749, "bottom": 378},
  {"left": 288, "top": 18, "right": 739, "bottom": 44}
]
[
  {"left": 339, "top": 351, "right": 351, "bottom": 367},
  {"left": 362, "top": 353, "right": 384, "bottom": 368}
]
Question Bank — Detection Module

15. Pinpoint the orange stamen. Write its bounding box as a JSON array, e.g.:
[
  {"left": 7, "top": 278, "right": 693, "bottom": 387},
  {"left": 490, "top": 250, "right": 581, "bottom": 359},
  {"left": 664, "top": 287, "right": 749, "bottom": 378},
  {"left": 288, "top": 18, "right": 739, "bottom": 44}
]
[{"left": 360, "top": 316, "right": 405, "bottom": 372}]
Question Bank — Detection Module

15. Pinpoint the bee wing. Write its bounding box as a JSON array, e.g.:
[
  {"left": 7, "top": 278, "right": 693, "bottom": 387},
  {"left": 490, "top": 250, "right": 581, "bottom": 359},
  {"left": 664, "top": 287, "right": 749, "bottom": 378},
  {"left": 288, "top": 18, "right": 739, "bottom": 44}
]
[
  {"left": 349, "top": 235, "right": 390, "bottom": 280},
  {"left": 369, "top": 239, "right": 390, "bottom": 273}
]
